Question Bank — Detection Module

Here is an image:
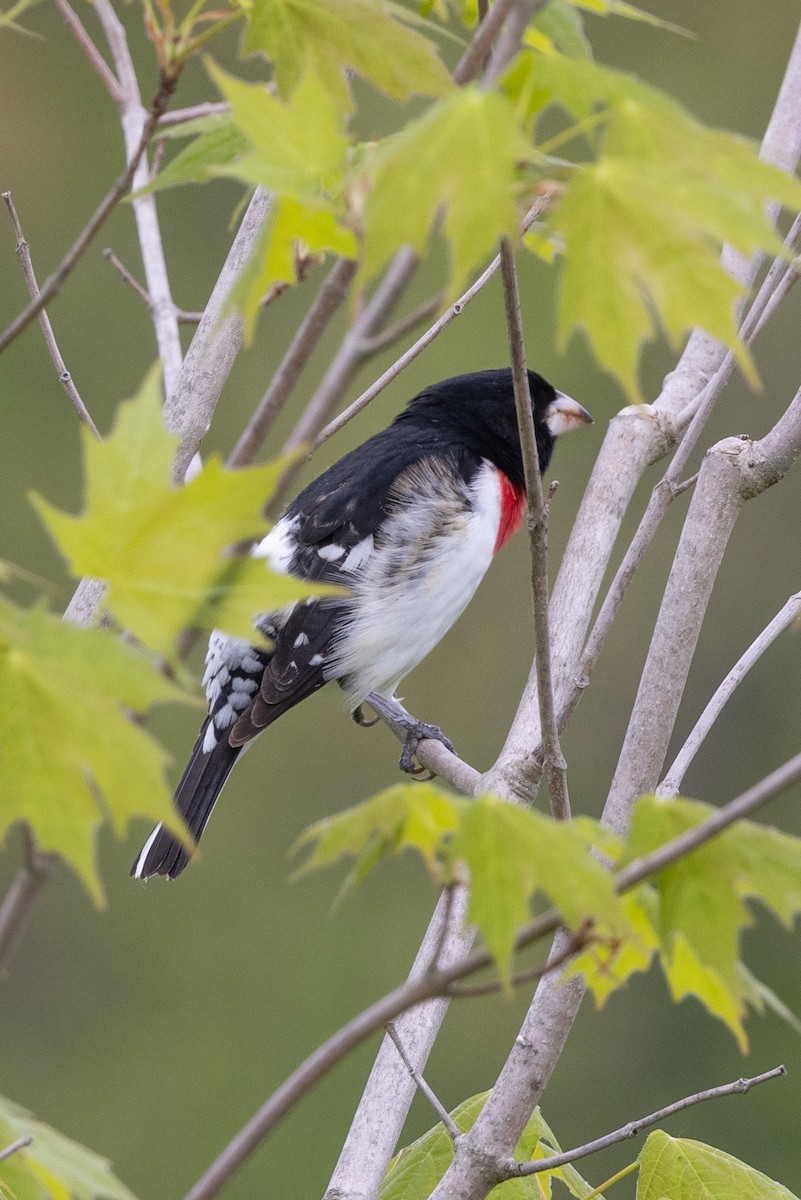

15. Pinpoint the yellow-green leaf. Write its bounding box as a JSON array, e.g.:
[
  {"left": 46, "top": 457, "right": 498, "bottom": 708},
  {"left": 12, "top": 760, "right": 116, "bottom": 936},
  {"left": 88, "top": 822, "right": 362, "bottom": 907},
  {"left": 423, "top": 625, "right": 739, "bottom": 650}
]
[
  {"left": 625, "top": 794, "right": 801, "bottom": 1049},
  {"left": 32, "top": 370, "right": 341, "bottom": 659},
  {"left": 232, "top": 196, "right": 357, "bottom": 342},
  {"left": 568, "top": 885, "right": 659, "bottom": 1006},
  {"left": 362, "top": 87, "right": 529, "bottom": 299},
  {"left": 0, "top": 596, "right": 192, "bottom": 904},
  {"left": 505, "top": 51, "right": 801, "bottom": 399},
  {"left": 552, "top": 157, "right": 756, "bottom": 400},
  {"left": 243, "top": 0, "right": 453, "bottom": 103},
  {"left": 207, "top": 62, "right": 350, "bottom": 199},
  {"left": 141, "top": 117, "right": 250, "bottom": 193},
  {"left": 293, "top": 782, "right": 463, "bottom": 884},
  {"left": 452, "top": 795, "right": 625, "bottom": 987},
  {"left": 381, "top": 1093, "right": 603, "bottom": 1200},
  {"left": 0, "top": 1093, "right": 138, "bottom": 1200},
  {"left": 638, "top": 1131, "right": 799, "bottom": 1200}
]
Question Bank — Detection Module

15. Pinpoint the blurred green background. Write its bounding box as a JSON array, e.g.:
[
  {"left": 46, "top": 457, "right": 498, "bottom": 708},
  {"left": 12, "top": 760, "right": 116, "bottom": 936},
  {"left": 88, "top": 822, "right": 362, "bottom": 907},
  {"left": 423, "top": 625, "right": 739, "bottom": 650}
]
[{"left": 2, "top": 2, "right": 801, "bottom": 1197}]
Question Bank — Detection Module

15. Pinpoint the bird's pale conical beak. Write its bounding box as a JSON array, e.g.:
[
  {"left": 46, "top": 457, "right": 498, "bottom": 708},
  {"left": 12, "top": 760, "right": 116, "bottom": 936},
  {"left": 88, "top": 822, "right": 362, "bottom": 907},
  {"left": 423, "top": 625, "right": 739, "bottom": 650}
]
[{"left": 544, "top": 391, "right": 594, "bottom": 436}]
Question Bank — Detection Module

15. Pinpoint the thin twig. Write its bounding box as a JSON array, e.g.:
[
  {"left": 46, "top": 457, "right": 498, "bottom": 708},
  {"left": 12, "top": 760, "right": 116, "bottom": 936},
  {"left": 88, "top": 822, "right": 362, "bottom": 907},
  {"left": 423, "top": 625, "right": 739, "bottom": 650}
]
[
  {"left": 2, "top": 192, "right": 101, "bottom": 438},
  {"left": 356, "top": 292, "right": 445, "bottom": 356},
  {"left": 103, "top": 248, "right": 203, "bottom": 323},
  {"left": 504, "top": 1066, "right": 786, "bottom": 1178},
  {"left": 228, "top": 258, "right": 358, "bottom": 468},
  {"left": 499, "top": 239, "right": 569, "bottom": 820},
  {"left": 658, "top": 591, "right": 801, "bottom": 797},
  {"left": 427, "top": 882, "right": 458, "bottom": 973},
  {"left": 0, "top": 1136, "right": 33, "bottom": 1163},
  {"left": 0, "top": 829, "right": 59, "bottom": 974},
  {"left": 94, "top": 0, "right": 183, "bottom": 396},
  {"left": 452, "top": 0, "right": 518, "bottom": 85},
  {"left": 158, "top": 101, "right": 231, "bottom": 128},
  {"left": 313, "top": 200, "right": 549, "bottom": 455},
  {"left": 385, "top": 1023, "right": 461, "bottom": 1141},
  {"left": 52, "top": 0, "right": 123, "bottom": 103},
  {"left": 0, "top": 72, "right": 178, "bottom": 356}
]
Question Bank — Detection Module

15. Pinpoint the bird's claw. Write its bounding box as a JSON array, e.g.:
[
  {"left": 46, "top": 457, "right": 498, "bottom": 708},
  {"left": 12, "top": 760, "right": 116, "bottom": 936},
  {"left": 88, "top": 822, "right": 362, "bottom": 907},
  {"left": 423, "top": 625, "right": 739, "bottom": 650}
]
[
  {"left": 352, "top": 704, "right": 380, "bottom": 728},
  {"left": 398, "top": 722, "right": 455, "bottom": 775}
]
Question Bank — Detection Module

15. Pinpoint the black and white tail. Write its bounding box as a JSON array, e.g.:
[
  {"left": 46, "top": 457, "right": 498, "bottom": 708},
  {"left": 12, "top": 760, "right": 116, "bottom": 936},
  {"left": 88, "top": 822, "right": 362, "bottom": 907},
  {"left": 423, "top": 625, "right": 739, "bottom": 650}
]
[{"left": 131, "top": 718, "right": 241, "bottom": 880}]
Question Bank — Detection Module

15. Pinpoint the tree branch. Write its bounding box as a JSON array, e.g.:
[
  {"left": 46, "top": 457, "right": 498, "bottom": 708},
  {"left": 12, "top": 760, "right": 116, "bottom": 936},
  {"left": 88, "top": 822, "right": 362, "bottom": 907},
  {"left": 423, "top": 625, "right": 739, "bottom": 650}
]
[
  {"left": 313, "top": 199, "right": 549, "bottom": 456},
  {"left": 505, "top": 1066, "right": 786, "bottom": 1179},
  {"left": 164, "top": 187, "right": 273, "bottom": 481},
  {"left": 0, "top": 1136, "right": 33, "bottom": 1164},
  {"left": 0, "top": 830, "right": 58, "bottom": 974},
  {"left": 0, "top": 69, "right": 178, "bottom": 356},
  {"left": 93, "top": 0, "right": 183, "bottom": 397},
  {"left": 2, "top": 192, "right": 101, "bottom": 438},
  {"left": 103, "top": 248, "right": 203, "bottom": 323},
  {"left": 499, "top": 238, "right": 569, "bottom": 821},
  {"left": 385, "top": 1023, "right": 461, "bottom": 1141},
  {"left": 52, "top": 0, "right": 124, "bottom": 103},
  {"left": 658, "top": 591, "right": 801, "bottom": 797},
  {"left": 227, "top": 257, "right": 357, "bottom": 469}
]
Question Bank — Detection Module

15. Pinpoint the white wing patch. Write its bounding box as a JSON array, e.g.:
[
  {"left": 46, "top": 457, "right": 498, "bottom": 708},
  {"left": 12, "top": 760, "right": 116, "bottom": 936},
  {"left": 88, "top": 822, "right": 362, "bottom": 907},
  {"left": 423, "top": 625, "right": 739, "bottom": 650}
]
[{"left": 251, "top": 516, "right": 299, "bottom": 573}]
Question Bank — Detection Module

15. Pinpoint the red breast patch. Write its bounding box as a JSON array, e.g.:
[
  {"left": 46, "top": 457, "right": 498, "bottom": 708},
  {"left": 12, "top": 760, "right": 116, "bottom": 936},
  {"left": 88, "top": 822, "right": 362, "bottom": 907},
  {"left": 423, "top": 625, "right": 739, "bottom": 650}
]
[{"left": 494, "top": 472, "right": 527, "bottom": 554}]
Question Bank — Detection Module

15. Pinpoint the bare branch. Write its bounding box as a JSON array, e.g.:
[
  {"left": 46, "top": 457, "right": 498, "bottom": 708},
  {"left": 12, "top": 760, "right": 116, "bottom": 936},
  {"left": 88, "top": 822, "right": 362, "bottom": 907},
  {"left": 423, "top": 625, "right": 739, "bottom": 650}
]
[
  {"left": 0, "top": 830, "right": 58, "bottom": 973},
  {"left": 385, "top": 1023, "right": 461, "bottom": 1141},
  {"left": 485, "top": 17, "right": 801, "bottom": 804},
  {"left": 2, "top": 192, "right": 101, "bottom": 438},
  {"left": 52, "top": 0, "right": 123, "bottom": 103},
  {"left": 227, "top": 258, "right": 357, "bottom": 469},
  {"left": 0, "top": 1136, "right": 33, "bottom": 1164},
  {"left": 93, "top": 0, "right": 183, "bottom": 396},
  {"left": 103, "top": 247, "right": 203, "bottom": 323},
  {"left": 158, "top": 101, "right": 231, "bottom": 128},
  {"left": 313, "top": 199, "right": 549, "bottom": 457},
  {"left": 164, "top": 187, "right": 273, "bottom": 482},
  {"left": 505, "top": 1066, "right": 787, "bottom": 1179},
  {"left": 500, "top": 238, "right": 569, "bottom": 821},
  {"left": 356, "top": 292, "right": 444, "bottom": 357},
  {"left": 0, "top": 71, "right": 178, "bottom": 356},
  {"left": 659, "top": 591, "right": 801, "bottom": 797}
]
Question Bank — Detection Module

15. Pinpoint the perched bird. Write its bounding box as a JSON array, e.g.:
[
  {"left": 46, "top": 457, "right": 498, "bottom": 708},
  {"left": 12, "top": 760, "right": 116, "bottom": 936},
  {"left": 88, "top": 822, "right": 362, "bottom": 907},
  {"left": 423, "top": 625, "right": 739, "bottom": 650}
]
[{"left": 132, "top": 368, "right": 592, "bottom": 880}]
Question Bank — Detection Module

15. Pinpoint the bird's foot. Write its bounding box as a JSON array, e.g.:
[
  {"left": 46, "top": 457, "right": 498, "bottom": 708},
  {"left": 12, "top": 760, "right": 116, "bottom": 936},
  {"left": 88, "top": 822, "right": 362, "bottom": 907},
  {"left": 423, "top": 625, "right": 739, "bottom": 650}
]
[
  {"left": 352, "top": 704, "right": 380, "bottom": 728},
  {"left": 363, "top": 692, "right": 455, "bottom": 776},
  {"left": 398, "top": 720, "right": 454, "bottom": 775}
]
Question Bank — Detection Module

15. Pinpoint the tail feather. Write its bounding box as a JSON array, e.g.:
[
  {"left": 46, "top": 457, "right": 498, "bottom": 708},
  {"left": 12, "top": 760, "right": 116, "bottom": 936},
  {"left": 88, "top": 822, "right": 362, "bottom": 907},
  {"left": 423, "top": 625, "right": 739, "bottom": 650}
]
[{"left": 131, "top": 719, "right": 241, "bottom": 880}]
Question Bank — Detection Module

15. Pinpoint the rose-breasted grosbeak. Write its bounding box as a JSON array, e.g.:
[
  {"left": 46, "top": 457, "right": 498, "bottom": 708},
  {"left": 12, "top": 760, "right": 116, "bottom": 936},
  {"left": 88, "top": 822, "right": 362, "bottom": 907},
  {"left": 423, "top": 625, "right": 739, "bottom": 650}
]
[{"left": 132, "top": 368, "right": 591, "bottom": 880}]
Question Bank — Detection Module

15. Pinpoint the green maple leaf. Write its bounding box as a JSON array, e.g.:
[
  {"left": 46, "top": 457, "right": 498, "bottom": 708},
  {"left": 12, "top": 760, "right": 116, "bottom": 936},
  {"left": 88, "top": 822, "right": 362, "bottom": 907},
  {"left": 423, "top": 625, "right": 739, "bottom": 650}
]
[
  {"left": 32, "top": 369, "right": 341, "bottom": 659},
  {"left": 505, "top": 50, "right": 801, "bottom": 399},
  {"left": 242, "top": 0, "right": 453, "bottom": 105},
  {"left": 624, "top": 794, "right": 801, "bottom": 1049},
  {"left": 381, "top": 1092, "right": 603, "bottom": 1199},
  {"left": 0, "top": 1093, "right": 138, "bottom": 1200},
  {"left": 207, "top": 62, "right": 350, "bottom": 199},
  {"left": 202, "top": 64, "right": 357, "bottom": 337},
  {"left": 293, "top": 782, "right": 463, "bottom": 892},
  {"left": 0, "top": 596, "right": 191, "bottom": 903},
  {"left": 296, "top": 785, "right": 628, "bottom": 986},
  {"left": 232, "top": 195, "right": 357, "bottom": 342},
  {"left": 638, "top": 1132, "right": 799, "bottom": 1200},
  {"left": 361, "top": 86, "right": 530, "bottom": 299},
  {"left": 140, "top": 116, "right": 251, "bottom": 192},
  {"left": 452, "top": 795, "right": 625, "bottom": 987}
]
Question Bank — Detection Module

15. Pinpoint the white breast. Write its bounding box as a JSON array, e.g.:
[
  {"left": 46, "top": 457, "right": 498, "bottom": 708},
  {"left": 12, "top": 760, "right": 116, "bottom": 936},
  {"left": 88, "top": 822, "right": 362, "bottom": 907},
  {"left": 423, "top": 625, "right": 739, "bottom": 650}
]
[{"left": 327, "top": 460, "right": 502, "bottom": 702}]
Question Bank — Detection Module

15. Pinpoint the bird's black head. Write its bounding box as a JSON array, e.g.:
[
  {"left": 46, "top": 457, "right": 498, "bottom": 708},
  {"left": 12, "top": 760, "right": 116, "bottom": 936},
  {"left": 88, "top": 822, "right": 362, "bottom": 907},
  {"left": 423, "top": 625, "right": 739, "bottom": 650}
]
[{"left": 396, "top": 368, "right": 592, "bottom": 490}]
